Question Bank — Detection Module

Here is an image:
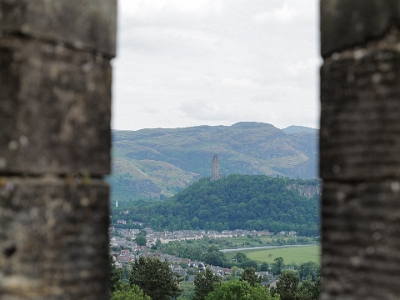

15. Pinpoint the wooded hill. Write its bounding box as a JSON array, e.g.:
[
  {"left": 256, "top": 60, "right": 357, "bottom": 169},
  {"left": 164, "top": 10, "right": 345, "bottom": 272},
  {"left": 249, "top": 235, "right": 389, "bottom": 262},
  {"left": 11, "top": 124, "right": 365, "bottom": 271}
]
[
  {"left": 113, "top": 175, "right": 320, "bottom": 236},
  {"left": 110, "top": 122, "right": 318, "bottom": 201}
]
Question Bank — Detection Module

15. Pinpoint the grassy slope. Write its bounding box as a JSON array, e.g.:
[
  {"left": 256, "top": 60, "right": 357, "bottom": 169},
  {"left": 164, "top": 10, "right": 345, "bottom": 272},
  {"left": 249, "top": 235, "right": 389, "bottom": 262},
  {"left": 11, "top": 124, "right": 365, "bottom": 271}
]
[{"left": 229, "top": 245, "right": 321, "bottom": 265}]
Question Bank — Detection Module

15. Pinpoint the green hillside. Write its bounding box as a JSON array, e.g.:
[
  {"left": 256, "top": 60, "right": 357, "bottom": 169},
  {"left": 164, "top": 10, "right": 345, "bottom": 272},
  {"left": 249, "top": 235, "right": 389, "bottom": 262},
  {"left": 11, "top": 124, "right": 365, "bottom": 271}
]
[
  {"left": 110, "top": 122, "right": 318, "bottom": 201},
  {"left": 282, "top": 125, "right": 319, "bottom": 135},
  {"left": 113, "top": 175, "right": 320, "bottom": 235},
  {"left": 245, "top": 245, "right": 321, "bottom": 265}
]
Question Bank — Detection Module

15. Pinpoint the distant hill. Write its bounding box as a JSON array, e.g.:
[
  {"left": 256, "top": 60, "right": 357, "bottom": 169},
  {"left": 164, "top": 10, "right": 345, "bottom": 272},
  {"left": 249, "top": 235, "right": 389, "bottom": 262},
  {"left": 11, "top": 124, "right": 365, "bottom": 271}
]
[
  {"left": 110, "top": 122, "right": 319, "bottom": 202},
  {"left": 282, "top": 125, "right": 319, "bottom": 135},
  {"left": 113, "top": 175, "right": 321, "bottom": 235}
]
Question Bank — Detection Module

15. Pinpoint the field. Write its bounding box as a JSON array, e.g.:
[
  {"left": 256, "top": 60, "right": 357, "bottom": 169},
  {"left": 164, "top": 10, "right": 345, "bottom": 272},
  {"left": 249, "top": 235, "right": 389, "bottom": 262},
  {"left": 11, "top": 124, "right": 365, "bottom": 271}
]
[{"left": 227, "top": 245, "right": 321, "bottom": 265}]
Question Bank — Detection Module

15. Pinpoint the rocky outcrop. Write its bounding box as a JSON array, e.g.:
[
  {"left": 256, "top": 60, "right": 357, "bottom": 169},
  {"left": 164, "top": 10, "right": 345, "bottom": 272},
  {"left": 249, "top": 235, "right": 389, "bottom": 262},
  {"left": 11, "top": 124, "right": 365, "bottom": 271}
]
[{"left": 286, "top": 184, "right": 321, "bottom": 199}]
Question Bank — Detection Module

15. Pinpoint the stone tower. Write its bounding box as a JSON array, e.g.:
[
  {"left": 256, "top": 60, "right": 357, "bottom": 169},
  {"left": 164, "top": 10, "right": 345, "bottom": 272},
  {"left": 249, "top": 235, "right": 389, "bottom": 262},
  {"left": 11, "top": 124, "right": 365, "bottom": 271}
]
[{"left": 211, "top": 154, "right": 221, "bottom": 181}]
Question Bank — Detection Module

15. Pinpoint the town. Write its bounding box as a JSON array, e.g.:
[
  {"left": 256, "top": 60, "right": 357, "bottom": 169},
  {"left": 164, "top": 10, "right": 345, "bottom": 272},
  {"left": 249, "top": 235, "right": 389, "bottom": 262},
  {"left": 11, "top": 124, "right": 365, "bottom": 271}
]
[{"left": 109, "top": 225, "right": 300, "bottom": 285}]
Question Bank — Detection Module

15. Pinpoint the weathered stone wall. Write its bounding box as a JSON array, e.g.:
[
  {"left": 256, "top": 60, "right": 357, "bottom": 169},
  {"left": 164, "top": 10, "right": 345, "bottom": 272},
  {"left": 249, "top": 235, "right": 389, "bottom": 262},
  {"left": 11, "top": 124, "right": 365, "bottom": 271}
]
[
  {"left": 0, "top": 1, "right": 116, "bottom": 299},
  {"left": 320, "top": 1, "right": 400, "bottom": 299}
]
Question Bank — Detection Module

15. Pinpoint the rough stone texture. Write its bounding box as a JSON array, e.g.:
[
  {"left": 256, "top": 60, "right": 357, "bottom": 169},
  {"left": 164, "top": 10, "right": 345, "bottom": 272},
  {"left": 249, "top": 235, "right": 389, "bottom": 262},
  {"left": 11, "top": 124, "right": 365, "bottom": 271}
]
[
  {"left": 320, "top": 28, "right": 400, "bottom": 181},
  {"left": 0, "top": 36, "right": 111, "bottom": 176},
  {"left": 321, "top": 182, "right": 400, "bottom": 300},
  {"left": 0, "top": 0, "right": 114, "bottom": 298},
  {"left": 321, "top": 2, "right": 400, "bottom": 299},
  {"left": 321, "top": 0, "right": 400, "bottom": 58},
  {"left": 0, "top": 177, "right": 110, "bottom": 300},
  {"left": 0, "top": 0, "right": 117, "bottom": 57}
]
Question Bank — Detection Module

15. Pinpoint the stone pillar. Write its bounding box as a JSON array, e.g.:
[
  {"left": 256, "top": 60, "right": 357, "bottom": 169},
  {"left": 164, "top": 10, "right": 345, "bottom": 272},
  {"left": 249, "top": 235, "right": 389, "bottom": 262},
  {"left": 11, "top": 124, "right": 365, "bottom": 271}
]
[
  {"left": 0, "top": 1, "right": 116, "bottom": 299},
  {"left": 320, "top": 1, "right": 400, "bottom": 299}
]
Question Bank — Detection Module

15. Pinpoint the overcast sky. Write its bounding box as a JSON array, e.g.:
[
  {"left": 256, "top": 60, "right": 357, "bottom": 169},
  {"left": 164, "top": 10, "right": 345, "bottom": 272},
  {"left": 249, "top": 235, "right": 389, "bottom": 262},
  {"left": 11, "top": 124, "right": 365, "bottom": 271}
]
[{"left": 112, "top": 0, "right": 320, "bottom": 131}]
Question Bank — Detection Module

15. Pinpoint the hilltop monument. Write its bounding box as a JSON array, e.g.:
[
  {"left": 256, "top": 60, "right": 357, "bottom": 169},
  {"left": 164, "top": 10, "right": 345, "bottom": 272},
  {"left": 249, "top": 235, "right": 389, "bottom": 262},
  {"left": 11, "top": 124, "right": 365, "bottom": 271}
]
[{"left": 211, "top": 154, "right": 221, "bottom": 181}]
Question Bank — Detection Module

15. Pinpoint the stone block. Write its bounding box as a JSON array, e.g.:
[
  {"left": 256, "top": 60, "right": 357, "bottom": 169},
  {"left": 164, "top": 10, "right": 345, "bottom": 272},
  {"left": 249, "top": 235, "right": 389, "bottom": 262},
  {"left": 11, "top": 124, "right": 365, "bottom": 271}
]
[
  {"left": 321, "top": 0, "right": 400, "bottom": 58},
  {"left": 320, "top": 28, "right": 400, "bottom": 181},
  {"left": 321, "top": 182, "right": 400, "bottom": 300},
  {"left": 0, "top": 37, "right": 111, "bottom": 175},
  {"left": 0, "top": 177, "right": 110, "bottom": 300},
  {"left": 0, "top": 0, "right": 116, "bottom": 57}
]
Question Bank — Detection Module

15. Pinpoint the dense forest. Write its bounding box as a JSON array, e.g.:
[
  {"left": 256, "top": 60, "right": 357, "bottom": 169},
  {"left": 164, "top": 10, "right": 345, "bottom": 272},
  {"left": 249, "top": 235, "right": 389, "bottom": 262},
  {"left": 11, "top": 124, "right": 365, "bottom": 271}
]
[{"left": 112, "top": 175, "right": 320, "bottom": 235}]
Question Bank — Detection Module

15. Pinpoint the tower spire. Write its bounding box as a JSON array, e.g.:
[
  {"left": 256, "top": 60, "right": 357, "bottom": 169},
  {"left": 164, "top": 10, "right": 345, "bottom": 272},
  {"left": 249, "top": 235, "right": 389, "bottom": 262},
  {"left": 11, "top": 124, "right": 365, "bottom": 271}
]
[{"left": 211, "top": 154, "right": 221, "bottom": 181}]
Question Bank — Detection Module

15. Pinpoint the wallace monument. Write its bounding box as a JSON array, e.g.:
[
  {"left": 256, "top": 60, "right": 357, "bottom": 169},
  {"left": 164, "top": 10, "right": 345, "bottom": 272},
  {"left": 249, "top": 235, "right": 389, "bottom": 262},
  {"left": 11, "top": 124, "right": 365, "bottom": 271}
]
[{"left": 210, "top": 154, "right": 221, "bottom": 181}]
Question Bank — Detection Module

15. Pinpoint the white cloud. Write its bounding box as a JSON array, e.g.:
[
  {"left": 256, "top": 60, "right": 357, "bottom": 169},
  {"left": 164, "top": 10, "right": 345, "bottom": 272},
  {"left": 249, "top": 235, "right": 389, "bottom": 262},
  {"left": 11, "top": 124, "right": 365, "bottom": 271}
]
[
  {"left": 221, "top": 78, "right": 258, "bottom": 89},
  {"left": 255, "top": 3, "right": 299, "bottom": 23},
  {"left": 112, "top": 0, "right": 320, "bottom": 130},
  {"left": 274, "top": 3, "right": 299, "bottom": 22},
  {"left": 120, "top": 0, "right": 224, "bottom": 25}
]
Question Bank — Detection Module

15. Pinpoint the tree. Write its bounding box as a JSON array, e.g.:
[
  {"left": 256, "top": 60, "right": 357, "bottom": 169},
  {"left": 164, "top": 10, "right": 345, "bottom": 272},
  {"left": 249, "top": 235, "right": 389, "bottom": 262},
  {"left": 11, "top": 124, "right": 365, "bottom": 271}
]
[
  {"left": 156, "top": 239, "right": 162, "bottom": 250},
  {"left": 130, "top": 256, "right": 182, "bottom": 300},
  {"left": 240, "top": 267, "right": 262, "bottom": 286},
  {"left": 194, "top": 267, "right": 218, "bottom": 300},
  {"left": 180, "top": 281, "right": 196, "bottom": 300},
  {"left": 138, "top": 229, "right": 147, "bottom": 236},
  {"left": 231, "top": 266, "right": 244, "bottom": 278},
  {"left": 135, "top": 235, "right": 147, "bottom": 246},
  {"left": 313, "top": 277, "right": 321, "bottom": 299},
  {"left": 270, "top": 271, "right": 321, "bottom": 300},
  {"left": 109, "top": 255, "right": 122, "bottom": 292},
  {"left": 298, "top": 261, "right": 320, "bottom": 281},
  {"left": 151, "top": 238, "right": 162, "bottom": 250},
  {"left": 205, "top": 280, "right": 279, "bottom": 300},
  {"left": 272, "top": 271, "right": 299, "bottom": 300},
  {"left": 239, "top": 259, "right": 259, "bottom": 270},
  {"left": 111, "top": 283, "right": 151, "bottom": 300},
  {"left": 297, "top": 280, "right": 316, "bottom": 300},
  {"left": 121, "top": 264, "right": 131, "bottom": 283},
  {"left": 202, "top": 251, "right": 225, "bottom": 266},
  {"left": 297, "top": 277, "right": 321, "bottom": 300},
  {"left": 260, "top": 262, "right": 269, "bottom": 271},
  {"left": 234, "top": 252, "right": 247, "bottom": 263},
  {"left": 202, "top": 247, "right": 227, "bottom": 267},
  {"left": 270, "top": 257, "right": 285, "bottom": 276}
]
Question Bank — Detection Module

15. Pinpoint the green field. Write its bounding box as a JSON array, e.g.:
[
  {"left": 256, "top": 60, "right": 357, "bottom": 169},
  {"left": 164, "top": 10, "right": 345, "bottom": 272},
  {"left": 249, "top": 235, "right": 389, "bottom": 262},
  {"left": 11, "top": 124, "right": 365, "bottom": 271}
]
[{"left": 232, "top": 245, "right": 321, "bottom": 265}]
